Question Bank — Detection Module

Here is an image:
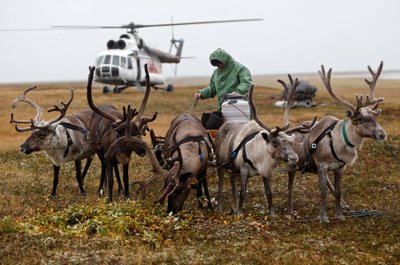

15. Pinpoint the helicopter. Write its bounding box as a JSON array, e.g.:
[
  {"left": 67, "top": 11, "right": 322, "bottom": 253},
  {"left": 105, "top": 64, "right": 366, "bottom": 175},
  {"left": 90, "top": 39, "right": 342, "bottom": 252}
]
[{"left": 53, "top": 19, "right": 263, "bottom": 93}]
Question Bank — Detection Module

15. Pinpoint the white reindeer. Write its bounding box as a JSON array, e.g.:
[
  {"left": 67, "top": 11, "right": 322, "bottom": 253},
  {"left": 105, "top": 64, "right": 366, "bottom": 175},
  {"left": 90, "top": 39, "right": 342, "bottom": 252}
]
[{"left": 10, "top": 86, "right": 95, "bottom": 197}]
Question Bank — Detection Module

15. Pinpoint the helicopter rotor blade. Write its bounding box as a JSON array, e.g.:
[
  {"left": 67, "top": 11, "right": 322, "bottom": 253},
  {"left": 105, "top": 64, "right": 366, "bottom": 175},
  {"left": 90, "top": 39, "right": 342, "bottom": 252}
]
[
  {"left": 0, "top": 18, "right": 263, "bottom": 32},
  {"left": 135, "top": 18, "right": 264, "bottom": 29}
]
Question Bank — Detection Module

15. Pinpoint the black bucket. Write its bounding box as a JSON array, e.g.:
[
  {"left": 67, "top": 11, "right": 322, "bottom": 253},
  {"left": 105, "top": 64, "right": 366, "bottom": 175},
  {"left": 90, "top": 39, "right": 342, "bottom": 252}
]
[{"left": 201, "top": 111, "right": 223, "bottom": 129}]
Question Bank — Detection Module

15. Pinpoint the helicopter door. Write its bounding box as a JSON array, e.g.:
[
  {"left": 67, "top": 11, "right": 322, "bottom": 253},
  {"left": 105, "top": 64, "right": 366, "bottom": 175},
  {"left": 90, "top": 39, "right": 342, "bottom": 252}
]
[{"left": 125, "top": 56, "right": 137, "bottom": 83}]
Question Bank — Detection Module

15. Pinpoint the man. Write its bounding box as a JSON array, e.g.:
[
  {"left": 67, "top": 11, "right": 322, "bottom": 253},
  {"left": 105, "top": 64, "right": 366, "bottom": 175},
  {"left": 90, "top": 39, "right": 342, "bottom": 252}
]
[{"left": 194, "top": 48, "right": 252, "bottom": 111}]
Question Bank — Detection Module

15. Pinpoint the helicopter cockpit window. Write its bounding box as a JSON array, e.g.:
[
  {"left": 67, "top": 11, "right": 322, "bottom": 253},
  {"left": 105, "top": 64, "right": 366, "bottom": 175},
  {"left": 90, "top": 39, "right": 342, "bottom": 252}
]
[
  {"left": 121, "top": 57, "right": 126, "bottom": 68},
  {"left": 112, "top": 55, "right": 120, "bottom": 66},
  {"left": 104, "top": 55, "right": 111, "bottom": 65},
  {"left": 128, "top": 58, "right": 133, "bottom": 69},
  {"left": 96, "top": 56, "right": 104, "bottom": 66}
]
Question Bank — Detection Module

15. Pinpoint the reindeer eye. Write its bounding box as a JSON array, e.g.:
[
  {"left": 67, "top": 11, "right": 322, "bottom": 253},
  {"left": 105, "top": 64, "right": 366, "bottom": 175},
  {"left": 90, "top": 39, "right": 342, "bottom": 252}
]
[
  {"left": 272, "top": 138, "right": 280, "bottom": 147},
  {"left": 357, "top": 115, "right": 364, "bottom": 123}
]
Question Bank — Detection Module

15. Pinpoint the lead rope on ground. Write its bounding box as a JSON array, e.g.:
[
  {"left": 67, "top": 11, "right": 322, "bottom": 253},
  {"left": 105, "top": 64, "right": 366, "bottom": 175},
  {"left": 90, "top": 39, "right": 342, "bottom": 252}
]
[
  {"left": 270, "top": 209, "right": 400, "bottom": 223},
  {"left": 383, "top": 140, "right": 400, "bottom": 169}
]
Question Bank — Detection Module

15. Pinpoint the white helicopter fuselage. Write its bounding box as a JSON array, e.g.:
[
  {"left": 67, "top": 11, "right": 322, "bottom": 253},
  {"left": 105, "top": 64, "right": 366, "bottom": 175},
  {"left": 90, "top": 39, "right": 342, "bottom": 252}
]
[{"left": 94, "top": 34, "right": 166, "bottom": 87}]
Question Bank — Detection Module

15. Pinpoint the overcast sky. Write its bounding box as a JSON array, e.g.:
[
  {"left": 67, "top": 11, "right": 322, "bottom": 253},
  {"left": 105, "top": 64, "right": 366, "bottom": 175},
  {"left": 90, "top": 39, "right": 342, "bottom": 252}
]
[{"left": 0, "top": 0, "right": 399, "bottom": 83}]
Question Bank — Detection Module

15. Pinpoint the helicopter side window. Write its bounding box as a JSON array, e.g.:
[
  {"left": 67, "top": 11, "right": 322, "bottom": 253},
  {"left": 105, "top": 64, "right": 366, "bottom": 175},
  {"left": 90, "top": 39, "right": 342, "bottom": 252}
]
[
  {"left": 121, "top": 57, "right": 126, "bottom": 68},
  {"left": 96, "top": 56, "right": 104, "bottom": 66},
  {"left": 128, "top": 58, "right": 133, "bottom": 69},
  {"left": 112, "top": 55, "right": 120, "bottom": 66},
  {"left": 104, "top": 55, "right": 111, "bottom": 64}
]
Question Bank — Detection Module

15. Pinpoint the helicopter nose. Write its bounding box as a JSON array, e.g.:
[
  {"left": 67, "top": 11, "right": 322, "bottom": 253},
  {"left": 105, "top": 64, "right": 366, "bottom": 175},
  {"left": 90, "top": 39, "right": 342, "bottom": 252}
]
[{"left": 95, "top": 67, "right": 101, "bottom": 77}]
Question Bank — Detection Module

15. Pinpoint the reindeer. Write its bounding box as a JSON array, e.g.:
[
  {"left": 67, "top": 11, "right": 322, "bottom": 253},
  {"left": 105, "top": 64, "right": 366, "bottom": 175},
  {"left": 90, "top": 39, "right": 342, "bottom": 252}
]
[
  {"left": 286, "top": 62, "right": 387, "bottom": 222},
  {"left": 86, "top": 64, "right": 157, "bottom": 201},
  {"left": 214, "top": 84, "right": 310, "bottom": 215},
  {"left": 157, "top": 113, "right": 214, "bottom": 213},
  {"left": 10, "top": 86, "right": 94, "bottom": 197}
]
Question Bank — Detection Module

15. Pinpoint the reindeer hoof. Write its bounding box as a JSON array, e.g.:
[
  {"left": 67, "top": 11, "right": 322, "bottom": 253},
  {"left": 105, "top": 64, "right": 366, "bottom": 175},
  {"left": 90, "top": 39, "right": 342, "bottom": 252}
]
[
  {"left": 98, "top": 189, "right": 104, "bottom": 197},
  {"left": 49, "top": 194, "right": 57, "bottom": 200},
  {"left": 235, "top": 209, "right": 244, "bottom": 216},
  {"left": 335, "top": 214, "right": 345, "bottom": 220},
  {"left": 318, "top": 215, "right": 329, "bottom": 223}
]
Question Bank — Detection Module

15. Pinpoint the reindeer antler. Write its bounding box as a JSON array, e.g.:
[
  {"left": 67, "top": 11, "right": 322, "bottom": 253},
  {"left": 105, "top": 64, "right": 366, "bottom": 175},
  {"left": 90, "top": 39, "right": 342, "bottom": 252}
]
[
  {"left": 365, "top": 61, "right": 383, "bottom": 99},
  {"left": 10, "top": 85, "right": 73, "bottom": 131},
  {"left": 319, "top": 65, "right": 357, "bottom": 114},
  {"left": 277, "top": 74, "right": 298, "bottom": 126},
  {"left": 87, "top": 66, "right": 122, "bottom": 123},
  {"left": 32, "top": 88, "right": 74, "bottom": 129},
  {"left": 320, "top": 63, "right": 384, "bottom": 117},
  {"left": 277, "top": 75, "right": 317, "bottom": 134},
  {"left": 248, "top": 84, "right": 271, "bottom": 131},
  {"left": 10, "top": 86, "right": 43, "bottom": 132},
  {"left": 154, "top": 132, "right": 183, "bottom": 205}
]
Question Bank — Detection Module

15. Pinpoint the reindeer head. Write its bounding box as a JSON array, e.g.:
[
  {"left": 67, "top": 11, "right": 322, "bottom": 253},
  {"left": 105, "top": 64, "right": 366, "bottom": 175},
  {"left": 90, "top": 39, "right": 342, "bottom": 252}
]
[
  {"left": 261, "top": 127, "right": 298, "bottom": 165},
  {"left": 319, "top": 62, "right": 387, "bottom": 142},
  {"left": 156, "top": 132, "right": 190, "bottom": 214},
  {"left": 10, "top": 86, "right": 74, "bottom": 154}
]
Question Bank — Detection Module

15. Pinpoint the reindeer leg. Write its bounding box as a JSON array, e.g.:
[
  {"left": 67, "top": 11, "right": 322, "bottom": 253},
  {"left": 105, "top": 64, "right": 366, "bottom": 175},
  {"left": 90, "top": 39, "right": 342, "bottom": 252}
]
[
  {"left": 122, "top": 163, "right": 130, "bottom": 199},
  {"left": 202, "top": 175, "right": 213, "bottom": 211},
  {"left": 113, "top": 160, "right": 123, "bottom": 195},
  {"left": 288, "top": 168, "right": 296, "bottom": 216},
  {"left": 318, "top": 166, "right": 329, "bottom": 222},
  {"left": 196, "top": 180, "right": 203, "bottom": 209},
  {"left": 98, "top": 153, "right": 106, "bottom": 196},
  {"left": 74, "top": 160, "right": 86, "bottom": 196},
  {"left": 106, "top": 159, "right": 114, "bottom": 203},
  {"left": 236, "top": 171, "right": 249, "bottom": 216},
  {"left": 216, "top": 167, "right": 225, "bottom": 212},
  {"left": 81, "top": 156, "right": 93, "bottom": 184},
  {"left": 262, "top": 174, "right": 274, "bottom": 216},
  {"left": 51, "top": 164, "right": 60, "bottom": 199},
  {"left": 230, "top": 172, "right": 239, "bottom": 213},
  {"left": 326, "top": 174, "right": 350, "bottom": 211},
  {"left": 334, "top": 169, "right": 345, "bottom": 220}
]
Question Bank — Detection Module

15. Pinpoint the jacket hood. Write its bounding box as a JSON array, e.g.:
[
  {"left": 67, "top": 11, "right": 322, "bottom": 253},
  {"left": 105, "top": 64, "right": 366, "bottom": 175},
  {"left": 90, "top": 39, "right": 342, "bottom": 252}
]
[{"left": 209, "top": 48, "right": 234, "bottom": 66}]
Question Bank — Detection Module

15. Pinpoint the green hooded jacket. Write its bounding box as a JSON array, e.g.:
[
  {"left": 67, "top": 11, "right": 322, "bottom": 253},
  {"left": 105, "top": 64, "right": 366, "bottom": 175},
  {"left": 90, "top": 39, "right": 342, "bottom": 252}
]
[{"left": 199, "top": 48, "right": 252, "bottom": 110}]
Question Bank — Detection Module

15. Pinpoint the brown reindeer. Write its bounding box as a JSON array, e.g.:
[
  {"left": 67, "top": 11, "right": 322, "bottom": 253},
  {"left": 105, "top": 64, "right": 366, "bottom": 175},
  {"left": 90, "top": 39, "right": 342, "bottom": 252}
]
[
  {"left": 160, "top": 113, "right": 214, "bottom": 213},
  {"left": 10, "top": 86, "right": 94, "bottom": 197},
  {"left": 286, "top": 62, "right": 387, "bottom": 222},
  {"left": 87, "top": 64, "right": 157, "bottom": 201}
]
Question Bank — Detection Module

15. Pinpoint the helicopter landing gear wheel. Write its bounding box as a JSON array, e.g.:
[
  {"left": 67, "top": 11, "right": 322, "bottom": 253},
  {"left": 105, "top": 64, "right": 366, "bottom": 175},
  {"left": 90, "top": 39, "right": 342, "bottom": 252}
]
[
  {"left": 166, "top": 84, "right": 174, "bottom": 92},
  {"left": 113, "top": 87, "right": 122, "bottom": 93},
  {"left": 102, "top": 86, "right": 111, "bottom": 94}
]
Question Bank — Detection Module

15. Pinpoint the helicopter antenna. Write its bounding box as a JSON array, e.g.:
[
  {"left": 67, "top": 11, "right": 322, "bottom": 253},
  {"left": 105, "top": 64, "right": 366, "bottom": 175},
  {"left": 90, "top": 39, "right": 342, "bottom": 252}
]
[
  {"left": 170, "top": 16, "right": 175, "bottom": 48},
  {"left": 169, "top": 16, "right": 178, "bottom": 75}
]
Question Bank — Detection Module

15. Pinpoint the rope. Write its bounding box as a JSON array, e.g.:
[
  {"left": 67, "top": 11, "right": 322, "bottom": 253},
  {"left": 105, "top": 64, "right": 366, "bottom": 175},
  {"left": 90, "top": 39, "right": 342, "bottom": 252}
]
[
  {"left": 190, "top": 98, "right": 199, "bottom": 113},
  {"left": 271, "top": 209, "right": 400, "bottom": 223},
  {"left": 383, "top": 140, "right": 400, "bottom": 169}
]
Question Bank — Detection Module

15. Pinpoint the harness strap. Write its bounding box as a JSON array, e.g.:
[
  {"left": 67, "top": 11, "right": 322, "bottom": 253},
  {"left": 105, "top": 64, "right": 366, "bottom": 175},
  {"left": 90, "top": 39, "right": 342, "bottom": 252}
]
[
  {"left": 309, "top": 121, "right": 338, "bottom": 154},
  {"left": 342, "top": 120, "right": 355, "bottom": 148},
  {"left": 302, "top": 120, "right": 346, "bottom": 172},
  {"left": 59, "top": 122, "right": 88, "bottom": 134},
  {"left": 63, "top": 130, "right": 73, "bottom": 158},
  {"left": 59, "top": 122, "right": 88, "bottom": 158},
  {"left": 226, "top": 131, "right": 259, "bottom": 171},
  {"left": 176, "top": 135, "right": 211, "bottom": 161},
  {"left": 327, "top": 130, "right": 345, "bottom": 165}
]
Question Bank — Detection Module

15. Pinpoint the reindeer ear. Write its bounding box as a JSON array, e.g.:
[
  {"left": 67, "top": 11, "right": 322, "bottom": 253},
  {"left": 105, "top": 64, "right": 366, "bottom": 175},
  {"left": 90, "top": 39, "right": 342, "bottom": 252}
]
[
  {"left": 345, "top": 110, "right": 354, "bottom": 118},
  {"left": 261, "top": 132, "right": 270, "bottom": 143}
]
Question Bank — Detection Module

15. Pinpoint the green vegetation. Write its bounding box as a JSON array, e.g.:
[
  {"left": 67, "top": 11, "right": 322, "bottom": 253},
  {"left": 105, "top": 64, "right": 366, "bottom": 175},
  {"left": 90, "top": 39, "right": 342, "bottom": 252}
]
[{"left": 0, "top": 82, "right": 399, "bottom": 264}]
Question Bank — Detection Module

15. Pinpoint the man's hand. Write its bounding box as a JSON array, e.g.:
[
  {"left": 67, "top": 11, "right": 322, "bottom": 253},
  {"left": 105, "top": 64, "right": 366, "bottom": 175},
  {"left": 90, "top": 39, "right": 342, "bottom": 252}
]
[{"left": 194, "top": 93, "right": 202, "bottom": 99}]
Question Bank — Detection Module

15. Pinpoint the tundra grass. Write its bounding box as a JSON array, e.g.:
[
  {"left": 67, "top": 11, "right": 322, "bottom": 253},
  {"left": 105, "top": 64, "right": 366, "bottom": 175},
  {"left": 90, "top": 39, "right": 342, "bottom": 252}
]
[{"left": 0, "top": 80, "right": 399, "bottom": 264}]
